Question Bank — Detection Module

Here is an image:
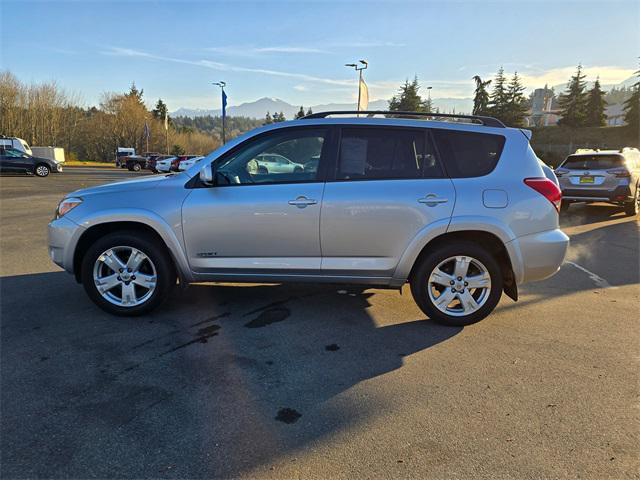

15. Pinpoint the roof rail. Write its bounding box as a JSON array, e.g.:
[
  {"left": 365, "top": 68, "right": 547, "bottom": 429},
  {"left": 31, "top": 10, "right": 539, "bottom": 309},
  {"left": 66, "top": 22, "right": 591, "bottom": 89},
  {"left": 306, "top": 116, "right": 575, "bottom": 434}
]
[{"left": 302, "top": 110, "right": 506, "bottom": 128}]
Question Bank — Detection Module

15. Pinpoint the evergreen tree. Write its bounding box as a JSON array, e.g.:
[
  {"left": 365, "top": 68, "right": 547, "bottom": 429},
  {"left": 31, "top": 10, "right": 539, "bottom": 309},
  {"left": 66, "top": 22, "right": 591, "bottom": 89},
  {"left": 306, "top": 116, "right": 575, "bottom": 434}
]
[
  {"left": 295, "top": 106, "right": 305, "bottom": 119},
  {"left": 152, "top": 98, "right": 168, "bottom": 120},
  {"left": 488, "top": 67, "right": 509, "bottom": 122},
  {"left": 388, "top": 76, "right": 429, "bottom": 112},
  {"left": 126, "top": 82, "right": 144, "bottom": 104},
  {"left": 623, "top": 68, "right": 639, "bottom": 130},
  {"left": 306, "top": 107, "right": 313, "bottom": 115},
  {"left": 264, "top": 111, "right": 273, "bottom": 125},
  {"left": 585, "top": 78, "right": 607, "bottom": 127},
  {"left": 558, "top": 64, "right": 588, "bottom": 127},
  {"left": 472, "top": 75, "right": 492, "bottom": 116},
  {"left": 505, "top": 72, "right": 528, "bottom": 127},
  {"left": 274, "top": 111, "right": 286, "bottom": 122}
]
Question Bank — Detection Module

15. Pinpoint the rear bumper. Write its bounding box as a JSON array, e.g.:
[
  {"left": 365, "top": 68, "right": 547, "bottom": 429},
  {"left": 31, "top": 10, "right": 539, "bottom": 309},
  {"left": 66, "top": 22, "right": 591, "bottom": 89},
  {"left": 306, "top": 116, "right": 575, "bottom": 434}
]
[
  {"left": 561, "top": 185, "right": 632, "bottom": 203},
  {"left": 505, "top": 229, "right": 569, "bottom": 285}
]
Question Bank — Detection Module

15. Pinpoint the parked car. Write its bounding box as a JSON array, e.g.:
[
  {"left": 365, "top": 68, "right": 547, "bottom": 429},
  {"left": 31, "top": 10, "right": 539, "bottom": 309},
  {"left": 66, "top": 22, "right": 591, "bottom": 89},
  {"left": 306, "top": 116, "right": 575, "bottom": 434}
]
[
  {"left": 125, "top": 155, "right": 148, "bottom": 171},
  {"left": 555, "top": 147, "right": 640, "bottom": 215},
  {"left": 147, "top": 155, "right": 172, "bottom": 173},
  {"left": 1, "top": 147, "right": 62, "bottom": 176},
  {"left": 178, "top": 156, "right": 205, "bottom": 171},
  {"left": 155, "top": 156, "right": 177, "bottom": 173},
  {"left": 0, "top": 136, "right": 33, "bottom": 155},
  {"left": 169, "top": 155, "right": 199, "bottom": 172},
  {"left": 115, "top": 147, "right": 135, "bottom": 168},
  {"left": 255, "top": 153, "right": 304, "bottom": 173},
  {"left": 48, "top": 111, "right": 568, "bottom": 325}
]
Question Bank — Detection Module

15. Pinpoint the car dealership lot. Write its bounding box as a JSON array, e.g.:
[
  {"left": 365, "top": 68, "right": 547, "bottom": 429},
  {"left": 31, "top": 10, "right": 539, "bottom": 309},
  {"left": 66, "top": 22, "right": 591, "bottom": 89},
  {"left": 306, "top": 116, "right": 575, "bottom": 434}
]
[{"left": 1, "top": 168, "right": 638, "bottom": 478}]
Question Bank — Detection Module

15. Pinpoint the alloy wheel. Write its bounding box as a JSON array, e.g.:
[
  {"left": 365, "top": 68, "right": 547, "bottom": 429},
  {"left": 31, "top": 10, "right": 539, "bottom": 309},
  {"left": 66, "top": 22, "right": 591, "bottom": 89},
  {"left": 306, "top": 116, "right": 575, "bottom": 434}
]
[
  {"left": 92, "top": 246, "right": 157, "bottom": 307},
  {"left": 35, "top": 165, "right": 49, "bottom": 176},
  {"left": 427, "top": 255, "right": 492, "bottom": 317}
]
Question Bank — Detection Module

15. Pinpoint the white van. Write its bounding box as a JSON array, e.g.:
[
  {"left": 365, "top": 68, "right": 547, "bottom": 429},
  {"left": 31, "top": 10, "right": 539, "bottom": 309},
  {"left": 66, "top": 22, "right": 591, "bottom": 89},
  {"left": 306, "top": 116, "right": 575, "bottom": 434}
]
[{"left": 0, "top": 137, "right": 33, "bottom": 156}]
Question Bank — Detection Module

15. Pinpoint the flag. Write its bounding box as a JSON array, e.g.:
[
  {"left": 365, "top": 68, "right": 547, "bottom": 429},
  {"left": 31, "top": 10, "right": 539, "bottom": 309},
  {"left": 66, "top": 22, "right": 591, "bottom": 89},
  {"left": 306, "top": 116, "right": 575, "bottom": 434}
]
[
  {"left": 222, "top": 89, "right": 228, "bottom": 119},
  {"left": 358, "top": 76, "right": 369, "bottom": 111},
  {"left": 164, "top": 111, "right": 169, "bottom": 131},
  {"left": 143, "top": 122, "right": 150, "bottom": 139}
]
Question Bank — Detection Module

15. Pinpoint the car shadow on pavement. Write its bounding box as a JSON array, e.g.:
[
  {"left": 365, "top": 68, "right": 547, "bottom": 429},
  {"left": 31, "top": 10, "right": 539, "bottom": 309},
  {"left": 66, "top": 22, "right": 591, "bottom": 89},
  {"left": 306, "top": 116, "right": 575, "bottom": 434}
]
[
  {"left": 559, "top": 202, "right": 630, "bottom": 228},
  {"left": 1, "top": 272, "right": 461, "bottom": 478}
]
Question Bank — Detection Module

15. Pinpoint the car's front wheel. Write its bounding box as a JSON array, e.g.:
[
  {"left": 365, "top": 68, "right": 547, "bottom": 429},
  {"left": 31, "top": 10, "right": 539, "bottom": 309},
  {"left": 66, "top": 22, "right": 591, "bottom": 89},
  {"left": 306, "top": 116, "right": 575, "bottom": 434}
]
[
  {"left": 34, "top": 164, "right": 50, "bottom": 177},
  {"left": 410, "top": 242, "right": 503, "bottom": 326},
  {"left": 81, "top": 232, "right": 176, "bottom": 316},
  {"left": 132, "top": 163, "right": 142, "bottom": 172}
]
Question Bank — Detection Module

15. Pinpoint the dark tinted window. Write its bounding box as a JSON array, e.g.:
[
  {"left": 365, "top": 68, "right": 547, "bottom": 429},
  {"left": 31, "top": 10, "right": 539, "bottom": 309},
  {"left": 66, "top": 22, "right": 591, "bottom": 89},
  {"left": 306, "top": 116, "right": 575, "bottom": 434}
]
[
  {"left": 562, "top": 154, "right": 624, "bottom": 170},
  {"left": 431, "top": 129, "right": 505, "bottom": 178},
  {"left": 337, "top": 128, "right": 443, "bottom": 180}
]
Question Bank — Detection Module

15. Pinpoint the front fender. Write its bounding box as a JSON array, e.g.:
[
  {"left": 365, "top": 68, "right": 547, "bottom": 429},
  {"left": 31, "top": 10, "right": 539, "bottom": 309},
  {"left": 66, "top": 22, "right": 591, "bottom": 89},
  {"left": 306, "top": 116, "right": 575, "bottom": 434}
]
[{"left": 69, "top": 208, "right": 193, "bottom": 282}]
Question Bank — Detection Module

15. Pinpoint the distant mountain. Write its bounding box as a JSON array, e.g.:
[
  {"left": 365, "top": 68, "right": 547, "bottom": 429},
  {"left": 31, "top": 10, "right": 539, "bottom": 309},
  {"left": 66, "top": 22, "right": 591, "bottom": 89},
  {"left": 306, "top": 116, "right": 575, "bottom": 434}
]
[
  {"left": 171, "top": 96, "right": 475, "bottom": 119},
  {"left": 552, "top": 75, "right": 637, "bottom": 94}
]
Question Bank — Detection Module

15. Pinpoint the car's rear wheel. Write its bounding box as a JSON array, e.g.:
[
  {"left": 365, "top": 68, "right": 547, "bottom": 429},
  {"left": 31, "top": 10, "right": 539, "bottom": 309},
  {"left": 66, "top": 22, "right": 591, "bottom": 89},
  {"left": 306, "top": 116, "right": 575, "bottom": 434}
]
[
  {"left": 410, "top": 242, "right": 503, "bottom": 326},
  {"left": 623, "top": 188, "right": 639, "bottom": 216},
  {"left": 81, "top": 232, "right": 176, "bottom": 316},
  {"left": 560, "top": 200, "right": 571, "bottom": 212},
  {"left": 132, "top": 163, "right": 142, "bottom": 172},
  {"left": 34, "top": 164, "right": 50, "bottom": 177}
]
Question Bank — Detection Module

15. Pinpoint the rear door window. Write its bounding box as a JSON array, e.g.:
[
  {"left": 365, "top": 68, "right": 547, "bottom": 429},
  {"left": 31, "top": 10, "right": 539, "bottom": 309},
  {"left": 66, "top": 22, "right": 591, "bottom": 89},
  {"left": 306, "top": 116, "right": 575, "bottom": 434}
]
[
  {"left": 562, "top": 155, "right": 624, "bottom": 170},
  {"left": 431, "top": 129, "right": 505, "bottom": 178},
  {"left": 336, "top": 127, "right": 443, "bottom": 180}
]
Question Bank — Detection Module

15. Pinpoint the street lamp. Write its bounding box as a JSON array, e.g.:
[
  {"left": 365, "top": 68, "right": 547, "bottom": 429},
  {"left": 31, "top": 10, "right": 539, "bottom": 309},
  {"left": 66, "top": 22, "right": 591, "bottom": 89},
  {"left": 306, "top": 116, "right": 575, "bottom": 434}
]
[
  {"left": 213, "top": 81, "right": 227, "bottom": 144},
  {"left": 345, "top": 60, "right": 368, "bottom": 113}
]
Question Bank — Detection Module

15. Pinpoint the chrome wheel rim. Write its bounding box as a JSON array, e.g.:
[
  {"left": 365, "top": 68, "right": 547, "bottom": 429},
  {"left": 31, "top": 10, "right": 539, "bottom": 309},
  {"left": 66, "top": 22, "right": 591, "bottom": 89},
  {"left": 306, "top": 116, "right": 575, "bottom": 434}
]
[
  {"left": 427, "top": 255, "right": 492, "bottom": 317},
  {"left": 36, "top": 165, "right": 48, "bottom": 176},
  {"left": 93, "top": 246, "right": 157, "bottom": 307}
]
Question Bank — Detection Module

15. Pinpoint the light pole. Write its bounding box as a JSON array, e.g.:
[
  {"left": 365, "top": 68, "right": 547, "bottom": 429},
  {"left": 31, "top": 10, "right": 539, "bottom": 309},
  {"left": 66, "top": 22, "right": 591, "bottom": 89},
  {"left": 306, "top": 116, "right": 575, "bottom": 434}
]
[
  {"left": 345, "top": 60, "right": 368, "bottom": 112},
  {"left": 213, "top": 81, "right": 227, "bottom": 144}
]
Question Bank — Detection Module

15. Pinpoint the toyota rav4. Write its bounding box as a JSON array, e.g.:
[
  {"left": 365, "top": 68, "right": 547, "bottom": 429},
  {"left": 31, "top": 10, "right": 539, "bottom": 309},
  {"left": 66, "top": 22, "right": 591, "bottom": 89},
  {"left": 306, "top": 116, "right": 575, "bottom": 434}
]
[{"left": 48, "top": 111, "right": 569, "bottom": 326}]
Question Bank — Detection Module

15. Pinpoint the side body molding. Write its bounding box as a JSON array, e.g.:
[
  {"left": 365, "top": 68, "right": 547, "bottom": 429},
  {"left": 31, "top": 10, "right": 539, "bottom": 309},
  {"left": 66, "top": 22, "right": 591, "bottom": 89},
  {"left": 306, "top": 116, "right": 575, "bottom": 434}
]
[{"left": 71, "top": 208, "right": 194, "bottom": 282}]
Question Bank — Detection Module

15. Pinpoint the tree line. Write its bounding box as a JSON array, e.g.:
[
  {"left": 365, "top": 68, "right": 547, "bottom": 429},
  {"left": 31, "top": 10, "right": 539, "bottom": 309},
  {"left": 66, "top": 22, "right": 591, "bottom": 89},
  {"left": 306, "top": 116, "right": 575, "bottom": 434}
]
[{"left": 0, "top": 71, "right": 245, "bottom": 161}]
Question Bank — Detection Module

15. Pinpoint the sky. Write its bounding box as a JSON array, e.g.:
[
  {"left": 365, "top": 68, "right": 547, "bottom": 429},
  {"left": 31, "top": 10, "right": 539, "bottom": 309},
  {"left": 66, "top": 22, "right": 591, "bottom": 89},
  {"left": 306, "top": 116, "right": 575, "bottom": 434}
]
[{"left": 1, "top": 0, "right": 638, "bottom": 111}]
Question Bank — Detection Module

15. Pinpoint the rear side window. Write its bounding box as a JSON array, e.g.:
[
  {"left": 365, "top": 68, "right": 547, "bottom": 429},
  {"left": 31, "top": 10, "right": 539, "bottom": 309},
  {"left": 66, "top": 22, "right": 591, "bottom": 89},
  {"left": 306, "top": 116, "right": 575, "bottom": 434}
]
[
  {"left": 337, "top": 128, "right": 443, "bottom": 180},
  {"left": 562, "top": 154, "right": 624, "bottom": 170},
  {"left": 431, "top": 129, "right": 505, "bottom": 178}
]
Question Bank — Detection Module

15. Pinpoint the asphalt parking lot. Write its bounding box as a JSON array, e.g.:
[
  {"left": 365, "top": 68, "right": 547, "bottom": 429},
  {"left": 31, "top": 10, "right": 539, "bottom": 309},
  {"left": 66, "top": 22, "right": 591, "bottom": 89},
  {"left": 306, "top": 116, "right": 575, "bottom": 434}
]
[{"left": 1, "top": 167, "right": 638, "bottom": 479}]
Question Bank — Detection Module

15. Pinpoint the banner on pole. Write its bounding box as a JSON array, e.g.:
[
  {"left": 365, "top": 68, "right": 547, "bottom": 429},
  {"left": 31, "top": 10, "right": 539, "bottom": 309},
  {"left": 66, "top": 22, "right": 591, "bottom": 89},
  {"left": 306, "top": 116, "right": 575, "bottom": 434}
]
[{"left": 358, "top": 77, "right": 369, "bottom": 111}]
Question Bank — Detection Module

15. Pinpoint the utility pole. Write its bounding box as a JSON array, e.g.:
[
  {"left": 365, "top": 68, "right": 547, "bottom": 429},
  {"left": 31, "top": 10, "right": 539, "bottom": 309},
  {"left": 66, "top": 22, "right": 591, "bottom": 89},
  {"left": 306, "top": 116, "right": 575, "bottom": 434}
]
[
  {"left": 345, "top": 60, "right": 368, "bottom": 113},
  {"left": 213, "top": 81, "right": 227, "bottom": 144}
]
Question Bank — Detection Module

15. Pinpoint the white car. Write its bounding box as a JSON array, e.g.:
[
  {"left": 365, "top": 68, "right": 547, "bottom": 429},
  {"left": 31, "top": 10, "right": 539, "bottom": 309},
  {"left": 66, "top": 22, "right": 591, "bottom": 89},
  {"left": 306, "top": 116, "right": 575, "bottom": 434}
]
[
  {"left": 255, "top": 154, "right": 304, "bottom": 174},
  {"left": 155, "top": 156, "right": 177, "bottom": 173},
  {"left": 178, "top": 156, "right": 205, "bottom": 171}
]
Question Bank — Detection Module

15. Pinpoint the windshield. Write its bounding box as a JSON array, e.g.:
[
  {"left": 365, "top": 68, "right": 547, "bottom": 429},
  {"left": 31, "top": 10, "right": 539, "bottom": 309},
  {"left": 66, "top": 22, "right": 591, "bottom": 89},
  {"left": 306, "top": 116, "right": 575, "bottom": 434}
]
[{"left": 562, "top": 154, "right": 624, "bottom": 170}]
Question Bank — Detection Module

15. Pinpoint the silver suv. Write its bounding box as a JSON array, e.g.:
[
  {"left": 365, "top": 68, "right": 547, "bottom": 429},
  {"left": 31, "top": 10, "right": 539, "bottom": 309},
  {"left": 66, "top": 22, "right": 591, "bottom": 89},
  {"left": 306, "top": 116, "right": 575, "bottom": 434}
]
[
  {"left": 556, "top": 148, "right": 640, "bottom": 216},
  {"left": 48, "top": 111, "right": 569, "bottom": 326}
]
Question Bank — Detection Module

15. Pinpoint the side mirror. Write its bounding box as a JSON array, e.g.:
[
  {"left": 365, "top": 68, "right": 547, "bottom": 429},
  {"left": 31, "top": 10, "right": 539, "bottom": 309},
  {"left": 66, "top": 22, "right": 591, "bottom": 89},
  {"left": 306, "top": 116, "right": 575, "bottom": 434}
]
[{"left": 199, "top": 161, "right": 218, "bottom": 186}]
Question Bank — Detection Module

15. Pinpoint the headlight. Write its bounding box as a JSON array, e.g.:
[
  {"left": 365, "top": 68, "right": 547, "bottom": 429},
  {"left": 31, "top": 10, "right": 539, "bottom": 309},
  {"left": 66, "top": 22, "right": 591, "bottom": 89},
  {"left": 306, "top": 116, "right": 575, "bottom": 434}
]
[{"left": 55, "top": 197, "right": 82, "bottom": 219}]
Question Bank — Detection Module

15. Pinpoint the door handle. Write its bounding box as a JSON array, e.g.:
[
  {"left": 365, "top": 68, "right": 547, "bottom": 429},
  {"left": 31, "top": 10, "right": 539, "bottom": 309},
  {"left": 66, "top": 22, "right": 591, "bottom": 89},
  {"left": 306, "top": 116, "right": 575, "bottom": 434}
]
[
  {"left": 418, "top": 194, "right": 448, "bottom": 206},
  {"left": 288, "top": 196, "right": 318, "bottom": 208}
]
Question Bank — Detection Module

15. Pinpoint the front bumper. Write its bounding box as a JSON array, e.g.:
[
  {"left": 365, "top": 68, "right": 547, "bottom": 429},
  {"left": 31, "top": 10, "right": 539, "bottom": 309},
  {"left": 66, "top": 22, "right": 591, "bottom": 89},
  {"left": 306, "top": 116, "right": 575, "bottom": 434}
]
[
  {"left": 48, "top": 216, "right": 85, "bottom": 272},
  {"left": 505, "top": 228, "right": 569, "bottom": 285}
]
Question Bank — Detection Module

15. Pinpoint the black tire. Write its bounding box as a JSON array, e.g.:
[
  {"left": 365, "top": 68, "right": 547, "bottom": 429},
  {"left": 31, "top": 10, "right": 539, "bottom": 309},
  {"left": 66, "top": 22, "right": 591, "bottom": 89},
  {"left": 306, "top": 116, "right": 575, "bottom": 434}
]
[
  {"left": 560, "top": 200, "right": 571, "bottom": 213},
  {"left": 34, "top": 163, "right": 50, "bottom": 177},
  {"left": 80, "top": 232, "right": 176, "bottom": 316},
  {"left": 410, "top": 241, "right": 503, "bottom": 326},
  {"left": 132, "top": 163, "right": 142, "bottom": 172},
  {"left": 623, "top": 188, "right": 639, "bottom": 216}
]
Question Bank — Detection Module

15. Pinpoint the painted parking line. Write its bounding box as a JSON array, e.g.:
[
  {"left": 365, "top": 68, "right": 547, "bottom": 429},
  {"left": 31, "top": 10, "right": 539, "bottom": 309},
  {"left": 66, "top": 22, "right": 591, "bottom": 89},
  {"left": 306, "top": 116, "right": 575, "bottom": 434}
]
[{"left": 564, "top": 261, "right": 615, "bottom": 289}]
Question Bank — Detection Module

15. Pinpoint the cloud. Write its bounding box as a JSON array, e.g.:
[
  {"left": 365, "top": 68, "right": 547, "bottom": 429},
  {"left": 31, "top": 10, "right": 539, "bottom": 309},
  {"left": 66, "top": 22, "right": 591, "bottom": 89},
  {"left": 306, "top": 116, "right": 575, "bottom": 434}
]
[
  {"left": 204, "top": 41, "right": 404, "bottom": 56},
  {"left": 102, "top": 46, "right": 354, "bottom": 86},
  {"left": 518, "top": 65, "right": 636, "bottom": 89},
  {"left": 293, "top": 85, "right": 308, "bottom": 91}
]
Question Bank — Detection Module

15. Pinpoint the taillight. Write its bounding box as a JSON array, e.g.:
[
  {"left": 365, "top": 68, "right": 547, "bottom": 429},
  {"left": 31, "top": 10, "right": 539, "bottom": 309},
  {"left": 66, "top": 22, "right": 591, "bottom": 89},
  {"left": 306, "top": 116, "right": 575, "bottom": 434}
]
[
  {"left": 606, "top": 167, "right": 630, "bottom": 178},
  {"left": 555, "top": 167, "right": 569, "bottom": 177},
  {"left": 524, "top": 177, "right": 562, "bottom": 212}
]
